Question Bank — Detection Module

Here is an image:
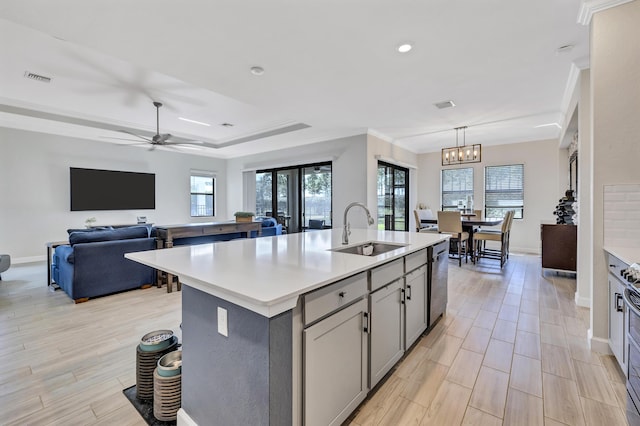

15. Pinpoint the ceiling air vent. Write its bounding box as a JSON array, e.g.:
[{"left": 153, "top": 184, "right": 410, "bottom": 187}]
[
  {"left": 24, "top": 71, "right": 52, "bottom": 83},
  {"left": 434, "top": 100, "right": 455, "bottom": 109}
]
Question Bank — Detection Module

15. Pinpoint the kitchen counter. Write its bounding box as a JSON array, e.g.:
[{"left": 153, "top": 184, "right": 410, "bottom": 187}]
[
  {"left": 604, "top": 246, "right": 640, "bottom": 266},
  {"left": 126, "top": 228, "right": 449, "bottom": 317},
  {"left": 127, "top": 228, "right": 449, "bottom": 426}
]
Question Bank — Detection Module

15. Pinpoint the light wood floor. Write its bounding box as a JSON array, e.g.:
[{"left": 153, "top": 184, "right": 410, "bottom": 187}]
[{"left": 0, "top": 255, "right": 629, "bottom": 425}]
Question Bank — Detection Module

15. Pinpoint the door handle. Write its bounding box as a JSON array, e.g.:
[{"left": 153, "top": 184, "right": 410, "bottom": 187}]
[
  {"left": 406, "top": 285, "right": 412, "bottom": 300},
  {"left": 363, "top": 312, "right": 369, "bottom": 333},
  {"left": 401, "top": 288, "right": 406, "bottom": 304},
  {"left": 616, "top": 293, "right": 624, "bottom": 312}
]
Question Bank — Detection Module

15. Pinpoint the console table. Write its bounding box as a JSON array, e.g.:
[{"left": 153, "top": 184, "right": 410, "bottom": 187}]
[
  {"left": 155, "top": 221, "right": 261, "bottom": 248},
  {"left": 46, "top": 240, "right": 68, "bottom": 286},
  {"left": 154, "top": 221, "right": 262, "bottom": 292}
]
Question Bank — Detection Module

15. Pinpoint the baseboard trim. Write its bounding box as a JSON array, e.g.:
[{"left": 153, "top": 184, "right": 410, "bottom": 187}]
[
  {"left": 575, "top": 292, "right": 591, "bottom": 308},
  {"left": 13, "top": 255, "right": 46, "bottom": 264},
  {"left": 589, "top": 331, "right": 612, "bottom": 354},
  {"left": 177, "top": 408, "right": 198, "bottom": 426}
]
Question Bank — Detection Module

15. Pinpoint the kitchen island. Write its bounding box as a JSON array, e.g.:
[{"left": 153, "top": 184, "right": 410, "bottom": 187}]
[{"left": 126, "top": 228, "right": 449, "bottom": 426}]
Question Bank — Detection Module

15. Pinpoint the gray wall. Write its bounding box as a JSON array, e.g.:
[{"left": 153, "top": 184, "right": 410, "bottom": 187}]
[{"left": 0, "top": 127, "right": 227, "bottom": 261}]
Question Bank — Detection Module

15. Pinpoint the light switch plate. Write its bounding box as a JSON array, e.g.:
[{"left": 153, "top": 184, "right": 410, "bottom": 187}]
[{"left": 217, "top": 307, "right": 228, "bottom": 337}]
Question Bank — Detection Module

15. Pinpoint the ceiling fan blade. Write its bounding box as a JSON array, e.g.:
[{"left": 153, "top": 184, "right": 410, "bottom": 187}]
[{"left": 118, "top": 130, "right": 152, "bottom": 142}]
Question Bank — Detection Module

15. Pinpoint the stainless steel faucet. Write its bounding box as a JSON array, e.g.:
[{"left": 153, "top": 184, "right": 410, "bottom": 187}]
[{"left": 342, "top": 202, "right": 375, "bottom": 245}]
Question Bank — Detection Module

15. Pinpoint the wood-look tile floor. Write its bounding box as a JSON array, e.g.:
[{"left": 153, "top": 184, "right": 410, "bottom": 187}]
[
  {"left": 0, "top": 255, "right": 629, "bottom": 425},
  {"left": 348, "top": 254, "right": 629, "bottom": 426}
]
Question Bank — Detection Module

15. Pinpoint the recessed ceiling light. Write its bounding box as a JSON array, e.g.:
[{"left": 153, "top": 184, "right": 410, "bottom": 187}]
[
  {"left": 178, "top": 117, "right": 210, "bottom": 126},
  {"left": 250, "top": 66, "right": 265, "bottom": 76},
  {"left": 397, "top": 43, "right": 413, "bottom": 53}
]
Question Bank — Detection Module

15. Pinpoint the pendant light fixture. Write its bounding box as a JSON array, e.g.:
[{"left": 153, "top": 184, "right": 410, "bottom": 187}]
[{"left": 441, "top": 126, "right": 482, "bottom": 166}]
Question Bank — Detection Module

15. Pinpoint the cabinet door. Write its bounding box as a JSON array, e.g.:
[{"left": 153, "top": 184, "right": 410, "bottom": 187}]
[
  {"left": 609, "top": 275, "right": 626, "bottom": 369},
  {"left": 304, "top": 298, "right": 368, "bottom": 426},
  {"left": 405, "top": 265, "right": 428, "bottom": 348},
  {"left": 369, "top": 279, "right": 404, "bottom": 388}
]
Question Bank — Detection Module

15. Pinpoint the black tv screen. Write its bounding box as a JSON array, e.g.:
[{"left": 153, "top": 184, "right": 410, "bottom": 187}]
[{"left": 70, "top": 167, "right": 155, "bottom": 211}]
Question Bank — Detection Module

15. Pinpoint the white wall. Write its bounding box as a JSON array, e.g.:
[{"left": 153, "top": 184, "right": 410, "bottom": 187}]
[
  {"left": 226, "top": 134, "right": 370, "bottom": 229},
  {"left": 366, "top": 133, "right": 419, "bottom": 230},
  {"left": 590, "top": 1, "right": 640, "bottom": 349},
  {"left": 0, "top": 127, "right": 227, "bottom": 261},
  {"left": 576, "top": 68, "right": 592, "bottom": 308},
  {"left": 416, "top": 139, "right": 563, "bottom": 254}
]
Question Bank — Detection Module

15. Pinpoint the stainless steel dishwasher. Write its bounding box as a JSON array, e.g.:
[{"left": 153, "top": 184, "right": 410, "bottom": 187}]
[{"left": 428, "top": 240, "right": 449, "bottom": 326}]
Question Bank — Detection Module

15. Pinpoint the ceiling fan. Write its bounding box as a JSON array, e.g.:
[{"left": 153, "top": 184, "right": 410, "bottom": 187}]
[{"left": 116, "top": 101, "right": 205, "bottom": 150}]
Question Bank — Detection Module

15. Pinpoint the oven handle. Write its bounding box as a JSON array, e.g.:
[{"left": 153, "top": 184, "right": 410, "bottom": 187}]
[
  {"left": 616, "top": 293, "right": 624, "bottom": 312},
  {"left": 624, "top": 288, "right": 640, "bottom": 317}
]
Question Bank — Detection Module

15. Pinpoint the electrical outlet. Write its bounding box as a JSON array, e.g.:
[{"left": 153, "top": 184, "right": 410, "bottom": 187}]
[{"left": 217, "top": 307, "right": 228, "bottom": 337}]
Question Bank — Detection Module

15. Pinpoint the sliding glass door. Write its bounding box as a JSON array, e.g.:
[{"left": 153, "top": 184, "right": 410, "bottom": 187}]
[
  {"left": 377, "top": 162, "right": 409, "bottom": 231},
  {"left": 303, "top": 165, "right": 332, "bottom": 228},
  {"left": 256, "top": 162, "right": 332, "bottom": 233}
]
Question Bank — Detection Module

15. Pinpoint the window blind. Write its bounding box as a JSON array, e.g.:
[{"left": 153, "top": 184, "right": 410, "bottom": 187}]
[{"left": 484, "top": 164, "right": 524, "bottom": 219}]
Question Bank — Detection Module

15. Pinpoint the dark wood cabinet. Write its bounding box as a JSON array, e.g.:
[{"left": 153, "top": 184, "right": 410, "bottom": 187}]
[{"left": 541, "top": 224, "right": 577, "bottom": 272}]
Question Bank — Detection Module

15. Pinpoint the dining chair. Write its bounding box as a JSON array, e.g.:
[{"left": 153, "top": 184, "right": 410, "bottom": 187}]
[
  {"left": 437, "top": 211, "right": 469, "bottom": 266},
  {"left": 414, "top": 209, "right": 438, "bottom": 233},
  {"left": 474, "top": 210, "right": 513, "bottom": 268},
  {"left": 308, "top": 219, "right": 325, "bottom": 230}
]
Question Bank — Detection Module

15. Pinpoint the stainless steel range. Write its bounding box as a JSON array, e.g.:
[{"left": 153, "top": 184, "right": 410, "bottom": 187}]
[{"left": 618, "top": 262, "right": 640, "bottom": 425}]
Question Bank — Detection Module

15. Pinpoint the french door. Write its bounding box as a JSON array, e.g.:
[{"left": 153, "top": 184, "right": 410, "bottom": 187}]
[
  {"left": 256, "top": 162, "right": 332, "bottom": 233},
  {"left": 377, "top": 162, "right": 409, "bottom": 231}
]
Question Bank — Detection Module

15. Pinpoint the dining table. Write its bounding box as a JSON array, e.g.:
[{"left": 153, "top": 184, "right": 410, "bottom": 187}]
[{"left": 421, "top": 217, "right": 504, "bottom": 262}]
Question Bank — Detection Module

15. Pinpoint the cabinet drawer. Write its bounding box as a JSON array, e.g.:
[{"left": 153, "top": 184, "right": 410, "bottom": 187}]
[
  {"left": 303, "top": 272, "right": 367, "bottom": 326},
  {"left": 405, "top": 248, "right": 428, "bottom": 273},
  {"left": 370, "top": 258, "right": 404, "bottom": 292}
]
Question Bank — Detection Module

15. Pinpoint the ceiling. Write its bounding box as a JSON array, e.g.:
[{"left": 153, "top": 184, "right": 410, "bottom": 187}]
[{"left": 0, "top": 1, "right": 589, "bottom": 159}]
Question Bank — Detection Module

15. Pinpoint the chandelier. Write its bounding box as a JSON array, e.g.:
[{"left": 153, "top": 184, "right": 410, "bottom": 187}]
[{"left": 441, "top": 126, "right": 482, "bottom": 166}]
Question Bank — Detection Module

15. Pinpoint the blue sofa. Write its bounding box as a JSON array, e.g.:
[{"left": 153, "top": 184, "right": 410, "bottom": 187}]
[
  {"left": 252, "top": 217, "right": 283, "bottom": 237},
  {"left": 52, "top": 226, "right": 156, "bottom": 303}
]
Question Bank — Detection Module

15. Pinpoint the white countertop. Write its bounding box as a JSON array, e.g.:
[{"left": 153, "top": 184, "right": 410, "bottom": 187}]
[
  {"left": 604, "top": 246, "right": 640, "bottom": 266},
  {"left": 126, "top": 228, "right": 449, "bottom": 317}
]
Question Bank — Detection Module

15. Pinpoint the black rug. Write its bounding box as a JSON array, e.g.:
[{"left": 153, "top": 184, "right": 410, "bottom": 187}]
[{"left": 122, "top": 385, "right": 176, "bottom": 426}]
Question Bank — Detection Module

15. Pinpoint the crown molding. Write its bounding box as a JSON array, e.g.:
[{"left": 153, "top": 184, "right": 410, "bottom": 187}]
[
  {"left": 578, "top": 0, "right": 634, "bottom": 25},
  {"left": 367, "top": 128, "right": 393, "bottom": 143}
]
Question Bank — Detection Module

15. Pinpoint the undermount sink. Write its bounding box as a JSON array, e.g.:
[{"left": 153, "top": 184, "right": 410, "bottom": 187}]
[{"left": 329, "top": 241, "right": 409, "bottom": 256}]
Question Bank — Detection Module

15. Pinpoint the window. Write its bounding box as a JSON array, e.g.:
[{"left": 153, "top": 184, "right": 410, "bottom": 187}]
[
  {"left": 190, "top": 173, "right": 215, "bottom": 217},
  {"left": 485, "top": 164, "right": 524, "bottom": 219},
  {"left": 441, "top": 168, "right": 473, "bottom": 211}
]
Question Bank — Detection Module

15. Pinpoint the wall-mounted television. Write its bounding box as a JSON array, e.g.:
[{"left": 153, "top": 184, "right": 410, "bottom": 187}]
[{"left": 70, "top": 167, "right": 155, "bottom": 211}]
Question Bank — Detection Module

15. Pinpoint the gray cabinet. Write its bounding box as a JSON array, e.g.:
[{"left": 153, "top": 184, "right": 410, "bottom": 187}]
[
  {"left": 303, "top": 298, "right": 368, "bottom": 426},
  {"left": 608, "top": 254, "right": 627, "bottom": 371},
  {"left": 405, "top": 264, "right": 428, "bottom": 347},
  {"left": 369, "top": 279, "right": 404, "bottom": 388}
]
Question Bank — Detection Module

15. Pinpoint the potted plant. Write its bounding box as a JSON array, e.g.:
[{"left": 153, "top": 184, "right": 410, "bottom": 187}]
[{"left": 233, "top": 211, "right": 255, "bottom": 223}]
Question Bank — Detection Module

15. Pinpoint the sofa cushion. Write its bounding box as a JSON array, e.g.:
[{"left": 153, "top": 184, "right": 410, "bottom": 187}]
[
  {"left": 258, "top": 217, "right": 278, "bottom": 228},
  {"left": 67, "top": 226, "right": 113, "bottom": 235},
  {"left": 69, "top": 226, "right": 150, "bottom": 246}
]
